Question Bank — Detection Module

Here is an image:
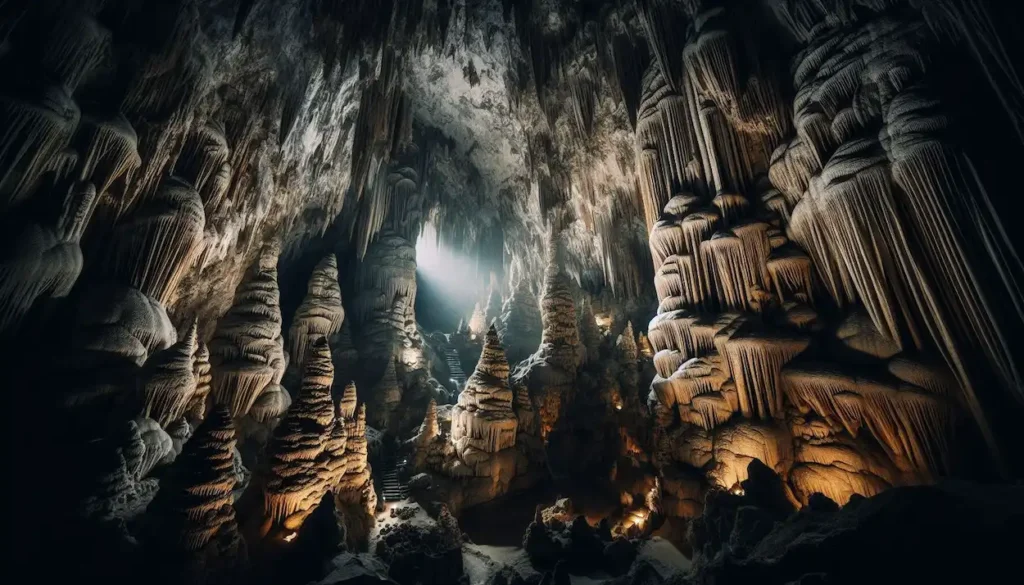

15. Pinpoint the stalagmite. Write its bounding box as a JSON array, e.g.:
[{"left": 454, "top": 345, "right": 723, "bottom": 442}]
[
  {"left": 413, "top": 398, "right": 440, "bottom": 470},
  {"left": 144, "top": 405, "right": 246, "bottom": 577},
  {"left": 616, "top": 321, "right": 640, "bottom": 395},
  {"left": 451, "top": 325, "right": 518, "bottom": 464},
  {"left": 185, "top": 341, "right": 212, "bottom": 424},
  {"left": 263, "top": 338, "right": 335, "bottom": 531},
  {"left": 335, "top": 403, "right": 377, "bottom": 551},
  {"left": 500, "top": 272, "right": 542, "bottom": 366},
  {"left": 369, "top": 358, "right": 401, "bottom": 431},
  {"left": 484, "top": 283, "right": 503, "bottom": 330},
  {"left": 104, "top": 176, "right": 206, "bottom": 305},
  {"left": 539, "top": 245, "right": 580, "bottom": 371},
  {"left": 468, "top": 302, "right": 486, "bottom": 337},
  {"left": 209, "top": 246, "right": 284, "bottom": 417},
  {"left": 577, "top": 298, "right": 603, "bottom": 365},
  {"left": 139, "top": 319, "right": 198, "bottom": 428},
  {"left": 287, "top": 253, "right": 344, "bottom": 367}
]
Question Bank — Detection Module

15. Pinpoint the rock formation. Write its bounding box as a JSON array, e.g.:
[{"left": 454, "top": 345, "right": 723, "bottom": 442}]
[
  {"left": 7, "top": 1, "right": 1024, "bottom": 582},
  {"left": 500, "top": 271, "right": 543, "bottom": 366},
  {"left": 451, "top": 325, "right": 518, "bottom": 466},
  {"left": 143, "top": 405, "right": 247, "bottom": 582},
  {"left": 209, "top": 246, "right": 286, "bottom": 418},
  {"left": 334, "top": 397, "right": 377, "bottom": 552},
  {"left": 287, "top": 253, "right": 344, "bottom": 367},
  {"left": 263, "top": 337, "right": 335, "bottom": 533}
]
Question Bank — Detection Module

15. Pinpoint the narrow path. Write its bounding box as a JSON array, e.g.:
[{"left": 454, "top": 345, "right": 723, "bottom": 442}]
[
  {"left": 445, "top": 346, "right": 467, "bottom": 390},
  {"left": 379, "top": 456, "right": 409, "bottom": 503}
]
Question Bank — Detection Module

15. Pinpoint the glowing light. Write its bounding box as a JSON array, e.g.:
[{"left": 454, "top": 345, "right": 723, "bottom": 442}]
[
  {"left": 729, "top": 484, "right": 745, "bottom": 497},
  {"left": 283, "top": 531, "right": 298, "bottom": 543},
  {"left": 615, "top": 404, "right": 623, "bottom": 411},
  {"left": 415, "top": 222, "right": 484, "bottom": 310}
]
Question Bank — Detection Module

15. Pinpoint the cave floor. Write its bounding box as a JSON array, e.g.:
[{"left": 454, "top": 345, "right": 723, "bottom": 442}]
[{"left": 374, "top": 499, "right": 691, "bottom": 584}]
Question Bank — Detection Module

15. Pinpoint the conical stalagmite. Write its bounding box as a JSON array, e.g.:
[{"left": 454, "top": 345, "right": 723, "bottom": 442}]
[
  {"left": 139, "top": 319, "right": 198, "bottom": 427},
  {"left": 263, "top": 337, "right": 335, "bottom": 531},
  {"left": 500, "top": 272, "right": 542, "bottom": 366},
  {"left": 452, "top": 325, "right": 518, "bottom": 464},
  {"left": 209, "top": 246, "right": 285, "bottom": 418},
  {"left": 143, "top": 405, "right": 247, "bottom": 580},
  {"left": 287, "top": 253, "right": 344, "bottom": 367}
]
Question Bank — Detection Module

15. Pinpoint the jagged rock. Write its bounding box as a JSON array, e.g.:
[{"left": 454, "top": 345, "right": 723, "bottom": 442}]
[{"left": 374, "top": 505, "right": 463, "bottom": 585}]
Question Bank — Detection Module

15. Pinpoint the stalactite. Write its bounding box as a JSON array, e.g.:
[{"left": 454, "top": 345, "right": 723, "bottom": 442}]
[
  {"left": 766, "top": 246, "right": 814, "bottom": 304},
  {"left": 209, "top": 246, "right": 283, "bottom": 418},
  {"left": 176, "top": 121, "right": 231, "bottom": 215},
  {"left": 104, "top": 176, "right": 205, "bottom": 305},
  {"left": 0, "top": 181, "right": 94, "bottom": 335},
  {"left": 38, "top": 10, "right": 110, "bottom": 93},
  {"left": 0, "top": 83, "right": 80, "bottom": 207},
  {"left": 139, "top": 319, "right": 198, "bottom": 428},
  {"left": 719, "top": 326, "right": 810, "bottom": 420},
  {"left": 263, "top": 337, "right": 335, "bottom": 531},
  {"left": 75, "top": 111, "right": 141, "bottom": 198},
  {"left": 287, "top": 253, "right": 344, "bottom": 367},
  {"left": 784, "top": 361, "right": 955, "bottom": 478},
  {"left": 883, "top": 87, "right": 1024, "bottom": 437}
]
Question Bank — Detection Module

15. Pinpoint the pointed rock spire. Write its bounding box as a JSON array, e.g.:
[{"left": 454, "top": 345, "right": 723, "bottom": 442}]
[{"left": 287, "top": 253, "right": 344, "bottom": 366}]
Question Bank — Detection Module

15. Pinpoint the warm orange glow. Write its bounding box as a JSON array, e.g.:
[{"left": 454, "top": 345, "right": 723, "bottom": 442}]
[
  {"left": 283, "top": 531, "right": 298, "bottom": 542},
  {"left": 729, "top": 484, "right": 745, "bottom": 497}
]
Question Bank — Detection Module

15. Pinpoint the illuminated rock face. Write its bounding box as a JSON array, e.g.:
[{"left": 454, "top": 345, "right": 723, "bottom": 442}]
[
  {"left": 263, "top": 338, "right": 336, "bottom": 532},
  {"left": 500, "top": 275, "right": 542, "bottom": 367},
  {"left": 640, "top": 0, "right": 1023, "bottom": 515},
  {"left": 451, "top": 325, "right": 518, "bottom": 464}
]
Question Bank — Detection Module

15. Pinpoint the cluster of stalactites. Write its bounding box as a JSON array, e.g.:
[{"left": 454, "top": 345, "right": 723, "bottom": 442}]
[
  {"left": 770, "top": 11, "right": 1023, "bottom": 466},
  {"left": 451, "top": 326, "right": 518, "bottom": 462},
  {"left": 209, "top": 245, "right": 285, "bottom": 418},
  {"left": 103, "top": 176, "right": 206, "bottom": 305},
  {"left": 287, "top": 253, "right": 344, "bottom": 367},
  {"left": 783, "top": 359, "right": 956, "bottom": 480},
  {"left": 263, "top": 338, "right": 338, "bottom": 531},
  {"left": 0, "top": 180, "right": 96, "bottom": 336}
]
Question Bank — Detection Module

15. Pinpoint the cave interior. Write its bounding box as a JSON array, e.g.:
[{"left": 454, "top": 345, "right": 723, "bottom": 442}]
[{"left": 3, "top": 0, "right": 1024, "bottom": 584}]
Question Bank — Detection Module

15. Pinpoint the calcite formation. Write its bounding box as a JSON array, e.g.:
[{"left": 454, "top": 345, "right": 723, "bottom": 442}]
[
  {"left": 451, "top": 325, "right": 518, "bottom": 466},
  {"left": 500, "top": 272, "right": 543, "bottom": 366},
  {"left": 138, "top": 319, "right": 198, "bottom": 428},
  {"left": 143, "top": 405, "right": 247, "bottom": 581},
  {"left": 263, "top": 337, "right": 336, "bottom": 532},
  {"left": 334, "top": 398, "right": 378, "bottom": 552},
  {"left": 287, "top": 253, "right": 344, "bottom": 367},
  {"left": 209, "top": 246, "right": 285, "bottom": 418}
]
